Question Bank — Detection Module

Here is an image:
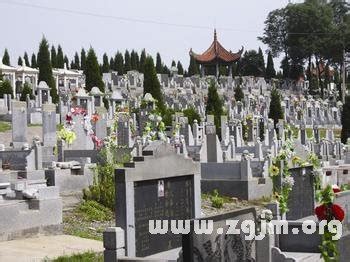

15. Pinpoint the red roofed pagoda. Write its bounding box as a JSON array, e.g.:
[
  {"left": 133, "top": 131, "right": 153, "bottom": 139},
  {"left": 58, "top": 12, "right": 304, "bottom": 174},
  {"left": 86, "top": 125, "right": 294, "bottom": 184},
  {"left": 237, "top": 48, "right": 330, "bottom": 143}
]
[{"left": 189, "top": 29, "right": 243, "bottom": 78}]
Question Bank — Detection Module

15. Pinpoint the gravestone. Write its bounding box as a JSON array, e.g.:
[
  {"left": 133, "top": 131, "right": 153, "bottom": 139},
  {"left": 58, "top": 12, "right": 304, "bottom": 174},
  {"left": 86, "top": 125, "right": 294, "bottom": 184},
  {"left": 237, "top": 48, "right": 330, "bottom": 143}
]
[
  {"left": 42, "top": 104, "right": 57, "bottom": 147},
  {"left": 115, "top": 141, "right": 201, "bottom": 257},
  {"left": 94, "top": 107, "right": 108, "bottom": 139},
  {"left": 286, "top": 166, "right": 315, "bottom": 220},
  {"left": 11, "top": 101, "right": 28, "bottom": 148},
  {"left": 182, "top": 207, "right": 257, "bottom": 262}
]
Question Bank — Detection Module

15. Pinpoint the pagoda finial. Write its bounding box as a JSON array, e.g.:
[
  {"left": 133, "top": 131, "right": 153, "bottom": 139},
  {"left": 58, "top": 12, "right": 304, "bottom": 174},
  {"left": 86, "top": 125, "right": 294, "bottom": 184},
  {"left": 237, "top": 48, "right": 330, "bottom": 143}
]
[{"left": 214, "top": 29, "right": 217, "bottom": 41}]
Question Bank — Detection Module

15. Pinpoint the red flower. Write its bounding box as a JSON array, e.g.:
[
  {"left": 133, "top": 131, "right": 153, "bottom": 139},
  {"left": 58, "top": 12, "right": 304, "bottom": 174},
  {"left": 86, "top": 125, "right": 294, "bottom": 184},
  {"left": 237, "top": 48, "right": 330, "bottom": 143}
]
[
  {"left": 91, "top": 114, "right": 100, "bottom": 123},
  {"left": 66, "top": 114, "right": 72, "bottom": 124},
  {"left": 332, "top": 185, "right": 341, "bottom": 194},
  {"left": 315, "top": 204, "right": 345, "bottom": 222},
  {"left": 332, "top": 204, "right": 345, "bottom": 222}
]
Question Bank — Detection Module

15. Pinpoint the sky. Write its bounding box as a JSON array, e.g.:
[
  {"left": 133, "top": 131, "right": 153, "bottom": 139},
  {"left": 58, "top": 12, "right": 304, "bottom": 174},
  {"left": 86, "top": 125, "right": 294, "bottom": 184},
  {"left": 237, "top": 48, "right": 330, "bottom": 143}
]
[{"left": 0, "top": 0, "right": 303, "bottom": 68}]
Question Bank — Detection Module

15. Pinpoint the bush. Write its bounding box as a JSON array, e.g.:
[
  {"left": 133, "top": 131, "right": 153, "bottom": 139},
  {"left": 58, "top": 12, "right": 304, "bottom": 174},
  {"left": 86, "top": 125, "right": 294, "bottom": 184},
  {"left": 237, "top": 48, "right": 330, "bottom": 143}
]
[
  {"left": 77, "top": 200, "right": 113, "bottom": 222},
  {"left": 0, "top": 80, "right": 13, "bottom": 98},
  {"left": 210, "top": 189, "right": 224, "bottom": 209},
  {"left": 50, "top": 251, "right": 103, "bottom": 262},
  {"left": 183, "top": 107, "right": 201, "bottom": 126},
  {"left": 20, "top": 82, "right": 34, "bottom": 101}
]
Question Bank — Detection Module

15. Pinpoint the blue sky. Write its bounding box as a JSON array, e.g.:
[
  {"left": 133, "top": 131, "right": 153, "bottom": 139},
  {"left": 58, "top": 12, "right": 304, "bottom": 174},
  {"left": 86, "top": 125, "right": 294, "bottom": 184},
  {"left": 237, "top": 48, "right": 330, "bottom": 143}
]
[{"left": 0, "top": 0, "right": 302, "bottom": 68}]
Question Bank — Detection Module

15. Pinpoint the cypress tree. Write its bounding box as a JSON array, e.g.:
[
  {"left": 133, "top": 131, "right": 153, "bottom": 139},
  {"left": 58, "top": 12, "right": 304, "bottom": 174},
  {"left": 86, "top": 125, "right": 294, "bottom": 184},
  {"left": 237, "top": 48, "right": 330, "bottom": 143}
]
[
  {"left": 51, "top": 46, "right": 57, "bottom": 68},
  {"left": 171, "top": 60, "right": 176, "bottom": 67},
  {"left": 18, "top": 57, "right": 23, "bottom": 66},
  {"left": 23, "top": 52, "right": 30, "bottom": 66},
  {"left": 102, "top": 53, "right": 110, "bottom": 73},
  {"left": 56, "top": 45, "right": 64, "bottom": 68},
  {"left": 265, "top": 51, "right": 276, "bottom": 79},
  {"left": 31, "top": 53, "right": 37, "bottom": 68},
  {"left": 268, "top": 88, "right": 284, "bottom": 128},
  {"left": 109, "top": 57, "right": 115, "bottom": 71},
  {"left": 162, "top": 65, "right": 170, "bottom": 75},
  {"left": 2, "top": 49, "right": 10, "bottom": 66},
  {"left": 71, "top": 52, "right": 80, "bottom": 70},
  {"left": 114, "top": 52, "right": 124, "bottom": 75},
  {"left": 155, "top": 53, "right": 163, "bottom": 73},
  {"left": 177, "top": 61, "right": 184, "bottom": 75},
  {"left": 257, "top": 47, "right": 265, "bottom": 77},
  {"left": 20, "top": 82, "right": 33, "bottom": 101},
  {"left": 130, "top": 50, "right": 139, "bottom": 70},
  {"left": 64, "top": 55, "right": 69, "bottom": 69},
  {"left": 37, "top": 37, "right": 58, "bottom": 103},
  {"left": 81, "top": 48, "right": 86, "bottom": 72},
  {"left": 124, "top": 50, "right": 131, "bottom": 73},
  {"left": 206, "top": 81, "right": 223, "bottom": 136},
  {"left": 143, "top": 56, "right": 165, "bottom": 112},
  {"left": 139, "top": 49, "right": 146, "bottom": 73},
  {"left": 85, "top": 47, "right": 104, "bottom": 92},
  {"left": 234, "top": 85, "right": 244, "bottom": 102},
  {"left": 188, "top": 56, "right": 199, "bottom": 76},
  {"left": 341, "top": 95, "right": 350, "bottom": 144}
]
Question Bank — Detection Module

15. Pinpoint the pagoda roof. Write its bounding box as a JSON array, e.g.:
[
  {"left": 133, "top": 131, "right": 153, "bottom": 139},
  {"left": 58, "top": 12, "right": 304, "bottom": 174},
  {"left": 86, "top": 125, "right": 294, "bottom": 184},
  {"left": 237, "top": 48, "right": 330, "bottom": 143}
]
[{"left": 190, "top": 30, "right": 243, "bottom": 64}]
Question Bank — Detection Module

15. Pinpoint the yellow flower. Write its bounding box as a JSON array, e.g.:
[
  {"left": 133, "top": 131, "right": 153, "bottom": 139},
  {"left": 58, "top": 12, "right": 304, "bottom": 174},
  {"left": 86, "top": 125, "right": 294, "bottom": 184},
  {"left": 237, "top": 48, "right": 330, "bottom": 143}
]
[{"left": 269, "top": 165, "right": 280, "bottom": 177}]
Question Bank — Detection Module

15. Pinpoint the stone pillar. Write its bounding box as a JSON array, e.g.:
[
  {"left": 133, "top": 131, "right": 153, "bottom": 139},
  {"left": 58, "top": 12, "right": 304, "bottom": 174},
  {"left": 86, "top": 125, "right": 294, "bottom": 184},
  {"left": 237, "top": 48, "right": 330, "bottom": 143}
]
[
  {"left": 42, "top": 104, "right": 57, "bottom": 147},
  {"left": 11, "top": 101, "right": 27, "bottom": 148},
  {"left": 103, "top": 227, "right": 125, "bottom": 262}
]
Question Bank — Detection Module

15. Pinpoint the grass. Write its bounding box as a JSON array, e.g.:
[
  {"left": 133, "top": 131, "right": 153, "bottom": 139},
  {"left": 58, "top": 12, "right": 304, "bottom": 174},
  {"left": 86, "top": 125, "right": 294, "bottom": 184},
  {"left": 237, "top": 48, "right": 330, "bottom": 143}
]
[
  {"left": 28, "top": 123, "right": 42, "bottom": 127},
  {"left": 48, "top": 251, "right": 103, "bottom": 262},
  {"left": 63, "top": 200, "right": 114, "bottom": 241},
  {"left": 0, "top": 121, "right": 11, "bottom": 132}
]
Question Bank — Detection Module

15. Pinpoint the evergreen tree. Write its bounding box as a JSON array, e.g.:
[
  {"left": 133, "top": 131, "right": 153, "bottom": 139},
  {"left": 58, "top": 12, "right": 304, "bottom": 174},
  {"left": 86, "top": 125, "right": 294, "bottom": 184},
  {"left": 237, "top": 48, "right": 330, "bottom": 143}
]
[
  {"left": 37, "top": 37, "right": 58, "bottom": 103},
  {"left": 71, "top": 52, "right": 80, "bottom": 69},
  {"left": 143, "top": 56, "right": 165, "bottom": 112},
  {"left": 124, "top": 50, "right": 131, "bottom": 73},
  {"left": 177, "top": 61, "right": 184, "bottom": 75},
  {"left": 102, "top": 53, "right": 110, "bottom": 73},
  {"left": 341, "top": 95, "right": 350, "bottom": 144},
  {"left": 130, "top": 50, "right": 139, "bottom": 71},
  {"left": 85, "top": 47, "right": 104, "bottom": 92},
  {"left": 265, "top": 51, "right": 276, "bottom": 79},
  {"left": 280, "top": 56, "right": 290, "bottom": 79},
  {"left": 64, "top": 55, "right": 69, "bottom": 69},
  {"left": 109, "top": 57, "right": 115, "bottom": 71},
  {"left": 206, "top": 81, "right": 224, "bottom": 136},
  {"left": 18, "top": 57, "right": 23, "bottom": 66},
  {"left": 162, "top": 65, "right": 170, "bottom": 75},
  {"left": 0, "top": 80, "right": 13, "bottom": 98},
  {"left": 2, "top": 49, "right": 10, "bottom": 66},
  {"left": 20, "top": 82, "right": 33, "bottom": 101},
  {"left": 171, "top": 60, "right": 176, "bottom": 67},
  {"left": 188, "top": 56, "right": 199, "bottom": 76},
  {"left": 31, "top": 53, "right": 37, "bottom": 68},
  {"left": 23, "top": 52, "right": 30, "bottom": 66},
  {"left": 56, "top": 45, "right": 64, "bottom": 68},
  {"left": 183, "top": 107, "right": 201, "bottom": 126},
  {"left": 139, "top": 49, "right": 146, "bottom": 73},
  {"left": 81, "top": 48, "right": 87, "bottom": 72},
  {"left": 114, "top": 52, "right": 124, "bottom": 75},
  {"left": 268, "top": 88, "right": 284, "bottom": 128},
  {"left": 257, "top": 47, "right": 266, "bottom": 77},
  {"left": 155, "top": 53, "right": 163, "bottom": 73},
  {"left": 51, "top": 46, "right": 57, "bottom": 68},
  {"left": 234, "top": 85, "right": 244, "bottom": 102}
]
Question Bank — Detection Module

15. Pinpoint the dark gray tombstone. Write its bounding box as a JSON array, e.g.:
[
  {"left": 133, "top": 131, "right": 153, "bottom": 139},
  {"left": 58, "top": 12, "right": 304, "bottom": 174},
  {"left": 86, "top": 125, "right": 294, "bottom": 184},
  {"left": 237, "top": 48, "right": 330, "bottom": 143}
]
[
  {"left": 286, "top": 166, "right": 315, "bottom": 220},
  {"left": 182, "top": 207, "right": 257, "bottom": 262}
]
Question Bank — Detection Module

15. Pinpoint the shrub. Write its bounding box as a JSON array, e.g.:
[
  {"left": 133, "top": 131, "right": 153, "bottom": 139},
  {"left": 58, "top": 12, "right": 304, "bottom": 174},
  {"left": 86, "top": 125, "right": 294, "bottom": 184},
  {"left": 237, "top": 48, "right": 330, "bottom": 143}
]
[
  {"left": 210, "top": 189, "right": 224, "bottom": 209},
  {"left": 77, "top": 200, "right": 113, "bottom": 221}
]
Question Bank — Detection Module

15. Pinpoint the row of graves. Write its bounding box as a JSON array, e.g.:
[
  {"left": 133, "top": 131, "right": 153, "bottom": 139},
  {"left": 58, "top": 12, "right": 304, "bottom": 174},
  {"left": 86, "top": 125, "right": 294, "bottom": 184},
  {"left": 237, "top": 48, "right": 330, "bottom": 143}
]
[{"left": 0, "top": 76, "right": 349, "bottom": 261}]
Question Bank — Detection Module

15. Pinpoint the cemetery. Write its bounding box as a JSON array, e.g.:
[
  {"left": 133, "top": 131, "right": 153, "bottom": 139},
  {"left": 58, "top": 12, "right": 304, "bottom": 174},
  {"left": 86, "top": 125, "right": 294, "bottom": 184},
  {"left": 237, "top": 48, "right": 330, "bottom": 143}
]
[{"left": 1, "top": 0, "right": 350, "bottom": 261}]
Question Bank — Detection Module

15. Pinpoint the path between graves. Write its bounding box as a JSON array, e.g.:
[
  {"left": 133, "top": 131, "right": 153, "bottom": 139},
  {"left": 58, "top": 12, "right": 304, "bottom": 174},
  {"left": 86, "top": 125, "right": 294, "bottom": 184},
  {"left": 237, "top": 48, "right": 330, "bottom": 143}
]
[
  {"left": 0, "top": 125, "right": 42, "bottom": 147},
  {"left": 0, "top": 235, "right": 103, "bottom": 262}
]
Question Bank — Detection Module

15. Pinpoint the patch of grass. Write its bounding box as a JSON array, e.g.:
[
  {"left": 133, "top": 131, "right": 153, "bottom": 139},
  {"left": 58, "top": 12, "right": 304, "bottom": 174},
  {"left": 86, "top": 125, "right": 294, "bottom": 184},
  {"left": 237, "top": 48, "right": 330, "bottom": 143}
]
[
  {"left": 49, "top": 251, "right": 103, "bottom": 262},
  {"left": 210, "top": 190, "right": 225, "bottom": 209},
  {"left": 28, "top": 123, "right": 42, "bottom": 127},
  {"left": 77, "top": 200, "right": 113, "bottom": 222},
  {"left": 0, "top": 121, "right": 11, "bottom": 132}
]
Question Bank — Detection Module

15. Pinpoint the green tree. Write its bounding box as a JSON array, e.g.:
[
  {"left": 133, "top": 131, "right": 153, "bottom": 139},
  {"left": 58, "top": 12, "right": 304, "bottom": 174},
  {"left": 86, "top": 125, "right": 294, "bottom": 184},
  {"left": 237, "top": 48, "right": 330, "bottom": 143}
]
[
  {"left": 56, "top": 45, "right": 64, "bottom": 68},
  {"left": 139, "top": 49, "right": 146, "bottom": 73},
  {"left": 124, "top": 50, "right": 131, "bottom": 73},
  {"left": 2, "top": 49, "right": 10, "bottom": 66},
  {"left": 23, "top": 52, "right": 30, "bottom": 66},
  {"left": 268, "top": 88, "right": 284, "bottom": 128},
  {"left": 265, "top": 51, "right": 276, "bottom": 79},
  {"left": 143, "top": 56, "right": 165, "bottom": 112},
  {"left": 206, "top": 81, "right": 223, "bottom": 135},
  {"left": 155, "top": 52, "right": 163, "bottom": 73},
  {"left": 341, "top": 95, "right": 350, "bottom": 144},
  {"left": 171, "top": 60, "right": 176, "bottom": 67},
  {"left": 239, "top": 50, "right": 264, "bottom": 77},
  {"left": 85, "top": 47, "right": 104, "bottom": 92},
  {"left": 183, "top": 107, "right": 201, "bottom": 126},
  {"left": 188, "top": 56, "right": 199, "bottom": 76},
  {"left": 177, "top": 61, "right": 184, "bottom": 75},
  {"left": 17, "top": 56, "right": 23, "bottom": 66},
  {"left": 31, "top": 53, "right": 37, "bottom": 68},
  {"left": 130, "top": 50, "right": 139, "bottom": 70},
  {"left": 81, "top": 48, "right": 87, "bottom": 72},
  {"left": 51, "top": 46, "right": 57, "bottom": 68},
  {"left": 114, "top": 52, "right": 124, "bottom": 75},
  {"left": 102, "top": 53, "right": 110, "bottom": 73},
  {"left": 257, "top": 47, "right": 266, "bottom": 77},
  {"left": 71, "top": 52, "right": 80, "bottom": 69},
  {"left": 234, "top": 85, "right": 244, "bottom": 102},
  {"left": 109, "top": 57, "right": 114, "bottom": 71},
  {"left": 0, "top": 80, "right": 13, "bottom": 98},
  {"left": 20, "top": 82, "right": 34, "bottom": 101},
  {"left": 37, "top": 37, "right": 58, "bottom": 103},
  {"left": 64, "top": 55, "right": 69, "bottom": 69}
]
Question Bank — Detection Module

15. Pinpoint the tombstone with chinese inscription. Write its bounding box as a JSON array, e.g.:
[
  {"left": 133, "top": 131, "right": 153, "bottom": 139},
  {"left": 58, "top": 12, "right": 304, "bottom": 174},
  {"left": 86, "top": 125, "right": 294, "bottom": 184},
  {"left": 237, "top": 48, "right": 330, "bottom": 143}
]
[{"left": 115, "top": 141, "right": 201, "bottom": 257}]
